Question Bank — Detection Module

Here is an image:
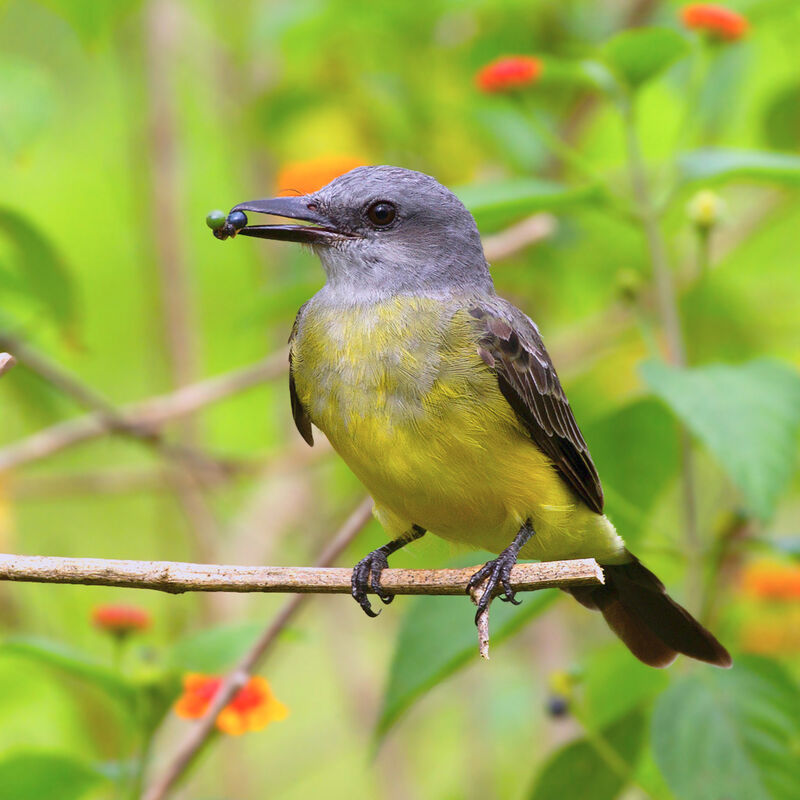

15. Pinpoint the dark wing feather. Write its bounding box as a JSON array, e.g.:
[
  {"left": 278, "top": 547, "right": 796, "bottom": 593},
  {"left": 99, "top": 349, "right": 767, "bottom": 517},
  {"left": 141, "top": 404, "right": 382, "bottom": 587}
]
[
  {"left": 469, "top": 305, "right": 604, "bottom": 513},
  {"left": 288, "top": 303, "right": 313, "bottom": 446}
]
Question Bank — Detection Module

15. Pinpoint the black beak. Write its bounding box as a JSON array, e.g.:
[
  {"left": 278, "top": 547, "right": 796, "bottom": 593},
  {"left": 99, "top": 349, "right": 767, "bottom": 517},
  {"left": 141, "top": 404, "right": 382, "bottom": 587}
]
[{"left": 225, "top": 196, "right": 347, "bottom": 244}]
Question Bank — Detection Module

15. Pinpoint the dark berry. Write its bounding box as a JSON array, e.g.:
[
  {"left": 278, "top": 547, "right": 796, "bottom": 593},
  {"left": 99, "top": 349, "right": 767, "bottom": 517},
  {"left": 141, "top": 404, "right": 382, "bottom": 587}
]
[
  {"left": 547, "top": 696, "right": 569, "bottom": 717},
  {"left": 227, "top": 210, "right": 248, "bottom": 231}
]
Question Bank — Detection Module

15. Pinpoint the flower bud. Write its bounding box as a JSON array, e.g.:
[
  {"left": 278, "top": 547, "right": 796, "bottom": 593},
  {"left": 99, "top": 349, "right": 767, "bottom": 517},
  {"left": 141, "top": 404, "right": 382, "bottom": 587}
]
[{"left": 687, "top": 190, "right": 726, "bottom": 231}]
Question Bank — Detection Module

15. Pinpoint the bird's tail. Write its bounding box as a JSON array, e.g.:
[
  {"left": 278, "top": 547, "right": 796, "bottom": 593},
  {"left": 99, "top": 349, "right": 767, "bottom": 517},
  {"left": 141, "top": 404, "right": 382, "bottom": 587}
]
[{"left": 566, "top": 551, "right": 732, "bottom": 668}]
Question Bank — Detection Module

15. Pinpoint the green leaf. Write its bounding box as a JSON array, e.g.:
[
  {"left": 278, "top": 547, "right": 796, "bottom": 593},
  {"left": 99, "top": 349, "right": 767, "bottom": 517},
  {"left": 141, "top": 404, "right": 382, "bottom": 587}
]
[
  {"left": 762, "top": 82, "right": 800, "bottom": 151},
  {"left": 35, "top": 0, "right": 142, "bottom": 45},
  {"left": 527, "top": 709, "right": 647, "bottom": 800},
  {"left": 0, "top": 56, "right": 54, "bottom": 158},
  {"left": 652, "top": 656, "right": 800, "bottom": 800},
  {"left": 0, "top": 207, "right": 77, "bottom": 332},
  {"left": 679, "top": 148, "right": 800, "bottom": 185},
  {"left": 169, "top": 621, "right": 266, "bottom": 673},
  {"left": 581, "top": 646, "right": 669, "bottom": 730},
  {"left": 0, "top": 749, "right": 107, "bottom": 800},
  {"left": 584, "top": 399, "right": 680, "bottom": 543},
  {"left": 601, "top": 28, "right": 688, "bottom": 89},
  {"left": 455, "top": 179, "right": 601, "bottom": 231},
  {"left": 375, "top": 585, "right": 556, "bottom": 740},
  {"left": 641, "top": 359, "right": 800, "bottom": 520},
  {"left": 1, "top": 637, "right": 137, "bottom": 708}
]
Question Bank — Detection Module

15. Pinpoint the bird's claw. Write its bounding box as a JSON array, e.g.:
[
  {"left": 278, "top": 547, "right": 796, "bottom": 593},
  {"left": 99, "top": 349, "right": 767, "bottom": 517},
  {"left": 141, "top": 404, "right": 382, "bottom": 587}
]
[
  {"left": 351, "top": 549, "right": 394, "bottom": 617},
  {"left": 466, "top": 548, "right": 522, "bottom": 624}
]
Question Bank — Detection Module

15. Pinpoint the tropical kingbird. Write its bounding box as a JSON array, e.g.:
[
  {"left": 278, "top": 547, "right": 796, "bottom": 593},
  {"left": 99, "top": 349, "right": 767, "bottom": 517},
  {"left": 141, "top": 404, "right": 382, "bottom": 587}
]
[{"left": 215, "top": 166, "right": 730, "bottom": 668}]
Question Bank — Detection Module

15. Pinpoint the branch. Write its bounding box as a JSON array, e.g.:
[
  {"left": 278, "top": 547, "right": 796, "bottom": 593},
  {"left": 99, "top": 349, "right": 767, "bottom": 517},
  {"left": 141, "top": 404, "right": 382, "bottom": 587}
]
[
  {"left": 0, "top": 553, "right": 602, "bottom": 596},
  {"left": 0, "top": 350, "right": 287, "bottom": 471},
  {"left": 0, "top": 353, "right": 15, "bottom": 377},
  {"left": 143, "top": 497, "right": 373, "bottom": 800},
  {"left": 482, "top": 213, "right": 557, "bottom": 262}
]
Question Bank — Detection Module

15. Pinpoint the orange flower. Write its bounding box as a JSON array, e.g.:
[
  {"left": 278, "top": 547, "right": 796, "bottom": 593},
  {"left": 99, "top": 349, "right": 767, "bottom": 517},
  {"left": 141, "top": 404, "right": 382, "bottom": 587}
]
[
  {"left": 680, "top": 4, "right": 749, "bottom": 42},
  {"left": 174, "top": 673, "right": 289, "bottom": 735},
  {"left": 740, "top": 609, "right": 800, "bottom": 654},
  {"left": 92, "top": 604, "right": 151, "bottom": 636},
  {"left": 741, "top": 561, "right": 800, "bottom": 601},
  {"left": 276, "top": 156, "right": 366, "bottom": 196},
  {"left": 475, "top": 56, "right": 543, "bottom": 94}
]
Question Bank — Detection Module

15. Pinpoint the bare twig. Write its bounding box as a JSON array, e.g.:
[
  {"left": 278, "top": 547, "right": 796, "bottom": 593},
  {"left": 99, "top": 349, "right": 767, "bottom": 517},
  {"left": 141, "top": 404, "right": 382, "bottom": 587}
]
[
  {"left": 0, "top": 351, "right": 287, "bottom": 472},
  {"left": 138, "top": 505, "right": 599, "bottom": 800},
  {"left": 0, "top": 353, "right": 15, "bottom": 377},
  {"left": 0, "top": 552, "right": 602, "bottom": 596},
  {"left": 0, "top": 335, "right": 117, "bottom": 415},
  {"left": 469, "top": 584, "right": 491, "bottom": 660},
  {"left": 482, "top": 214, "right": 557, "bottom": 262},
  {"left": 145, "top": 0, "right": 199, "bottom": 404}
]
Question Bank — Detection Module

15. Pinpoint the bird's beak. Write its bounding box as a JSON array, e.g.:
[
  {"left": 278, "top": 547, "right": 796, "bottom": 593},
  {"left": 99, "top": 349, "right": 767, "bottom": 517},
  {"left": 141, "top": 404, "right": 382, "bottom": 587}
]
[{"left": 228, "top": 196, "right": 348, "bottom": 244}]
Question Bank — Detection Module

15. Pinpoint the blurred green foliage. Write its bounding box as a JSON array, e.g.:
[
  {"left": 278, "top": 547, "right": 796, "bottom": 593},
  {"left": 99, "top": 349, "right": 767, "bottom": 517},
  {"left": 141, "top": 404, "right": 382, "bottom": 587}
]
[{"left": 1, "top": 0, "right": 799, "bottom": 798}]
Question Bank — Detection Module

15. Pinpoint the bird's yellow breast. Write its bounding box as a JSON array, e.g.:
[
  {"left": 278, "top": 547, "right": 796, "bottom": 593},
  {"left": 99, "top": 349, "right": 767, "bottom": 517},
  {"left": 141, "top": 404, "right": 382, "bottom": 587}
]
[{"left": 290, "top": 295, "right": 621, "bottom": 561}]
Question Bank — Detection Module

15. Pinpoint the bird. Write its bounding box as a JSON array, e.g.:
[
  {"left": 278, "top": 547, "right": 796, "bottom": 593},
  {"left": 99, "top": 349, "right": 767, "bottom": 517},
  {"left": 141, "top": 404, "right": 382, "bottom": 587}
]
[{"left": 214, "top": 165, "right": 731, "bottom": 669}]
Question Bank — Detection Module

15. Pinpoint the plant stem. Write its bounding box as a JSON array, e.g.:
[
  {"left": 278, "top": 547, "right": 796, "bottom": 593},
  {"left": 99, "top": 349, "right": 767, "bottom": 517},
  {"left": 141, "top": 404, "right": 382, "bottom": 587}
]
[
  {"left": 621, "top": 98, "right": 702, "bottom": 610},
  {"left": 696, "top": 227, "right": 711, "bottom": 280},
  {"left": 571, "top": 706, "right": 662, "bottom": 800}
]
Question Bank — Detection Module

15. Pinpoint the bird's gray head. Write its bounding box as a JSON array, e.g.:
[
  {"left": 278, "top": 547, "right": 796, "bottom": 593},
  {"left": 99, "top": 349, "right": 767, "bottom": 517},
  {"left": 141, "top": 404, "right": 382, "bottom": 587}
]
[{"left": 228, "top": 166, "right": 493, "bottom": 299}]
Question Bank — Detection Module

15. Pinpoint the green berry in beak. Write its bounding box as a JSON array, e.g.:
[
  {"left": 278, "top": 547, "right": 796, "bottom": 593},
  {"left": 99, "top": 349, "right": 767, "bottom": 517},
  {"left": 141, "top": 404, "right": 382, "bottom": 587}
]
[{"left": 206, "top": 210, "right": 226, "bottom": 231}]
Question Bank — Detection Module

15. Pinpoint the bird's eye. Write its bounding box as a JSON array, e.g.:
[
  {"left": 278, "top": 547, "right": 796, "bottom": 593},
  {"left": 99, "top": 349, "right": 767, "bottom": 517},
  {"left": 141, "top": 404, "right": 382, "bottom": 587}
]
[{"left": 366, "top": 201, "right": 396, "bottom": 227}]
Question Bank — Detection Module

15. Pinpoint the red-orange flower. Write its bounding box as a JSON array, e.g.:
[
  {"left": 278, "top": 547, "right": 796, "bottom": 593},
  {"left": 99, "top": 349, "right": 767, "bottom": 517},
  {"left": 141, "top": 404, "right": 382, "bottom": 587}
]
[
  {"left": 92, "top": 604, "right": 151, "bottom": 636},
  {"left": 174, "top": 673, "right": 289, "bottom": 735},
  {"left": 741, "top": 562, "right": 800, "bottom": 601},
  {"left": 680, "top": 4, "right": 749, "bottom": 42},
  {"left": 276, "top": 156, "right": 367, "bottom": 196},
  {"left": 475, "top": 56, "right": 543, "bottom": 94}
]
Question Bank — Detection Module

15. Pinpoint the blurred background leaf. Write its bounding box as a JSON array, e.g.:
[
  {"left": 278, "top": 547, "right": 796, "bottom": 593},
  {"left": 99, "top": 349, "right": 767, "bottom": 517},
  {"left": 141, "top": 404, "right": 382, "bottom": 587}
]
[
  {"left": 0, "top": 207, "right": 77, "bottom": 335},
  {"left": 0, "top": 749, "right": 108, "bottom": 800},
  {"left": 601, "top": 28, "right": 688, "bottom": 90},
  {"left": 641, "top": 359, "right": 800, "bottom": 521},
  {"left": 526, "top": 708, "right": 647, "bottom": 800},
  {"left": 0, "top": 56, "right": 54, "bottom": 159},
  {"left": 652, "top": 656, "right": 800, "bottom": 800},
  {"left": 679, "top": 149, "right": 800, "bottom": 185},
  {"left": 376, "top": 584, "right": 556, "bottom": 741}
]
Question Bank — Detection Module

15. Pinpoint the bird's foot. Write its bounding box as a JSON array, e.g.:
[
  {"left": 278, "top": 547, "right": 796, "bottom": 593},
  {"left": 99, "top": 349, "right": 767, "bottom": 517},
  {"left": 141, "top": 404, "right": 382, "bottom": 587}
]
[
  {"left": 351, "top": 548, "right": 394, "bottom": 618},
  {"left": 466, "top": 521, "right": 534, "bottom": 625},
  {"left": 466, "top": 548, "right": 522, "bottom": 623}
]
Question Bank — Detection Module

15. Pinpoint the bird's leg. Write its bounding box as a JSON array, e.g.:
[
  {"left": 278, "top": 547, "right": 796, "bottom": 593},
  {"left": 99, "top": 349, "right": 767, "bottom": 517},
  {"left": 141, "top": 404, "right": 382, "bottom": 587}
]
[
  {"left": 466, "top": 521, "right": 534, "bottom": 624},
  {"left": 351, "top": 525, "right": 426, "bottom": 617}
]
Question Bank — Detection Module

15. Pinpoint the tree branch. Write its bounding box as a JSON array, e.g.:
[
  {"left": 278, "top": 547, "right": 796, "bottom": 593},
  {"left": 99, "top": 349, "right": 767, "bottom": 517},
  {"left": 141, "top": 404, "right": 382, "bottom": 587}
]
[
  {"left": 0, "top": 350, "right": 287, "bottom": 471},
  {"left": 0, "top": 353, "right": 15, "bottom": 377},
  {"left": 142, "top": 497, "right": 369, "bottom": 800},
  {"left": 0, "top": 552, "right": 602, "bottom": 596},
  {"left": 482, "top": 213, "right": 557, "bottom": 262}
]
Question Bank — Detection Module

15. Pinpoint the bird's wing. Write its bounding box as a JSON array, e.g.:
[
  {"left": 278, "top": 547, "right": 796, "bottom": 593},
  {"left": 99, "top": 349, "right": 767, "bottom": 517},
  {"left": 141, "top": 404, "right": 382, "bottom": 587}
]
[
  {"left": 468, "top": 303, "right": 604, "bottom": 513},
  {"left": 288, "top": 303, "right": 314, "bottom": 446}
]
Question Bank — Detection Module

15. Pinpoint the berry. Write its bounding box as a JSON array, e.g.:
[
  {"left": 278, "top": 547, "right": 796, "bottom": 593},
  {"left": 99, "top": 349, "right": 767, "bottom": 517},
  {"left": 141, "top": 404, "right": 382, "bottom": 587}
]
[
  {"left": 227, "top": 210, "right": 248, "bottom": 231},
  {"left": 206, "top": 210, "right": 226, "bottom": 231},
  {"left": 547, "top": 695, "right": 569, "bottom": 717}
]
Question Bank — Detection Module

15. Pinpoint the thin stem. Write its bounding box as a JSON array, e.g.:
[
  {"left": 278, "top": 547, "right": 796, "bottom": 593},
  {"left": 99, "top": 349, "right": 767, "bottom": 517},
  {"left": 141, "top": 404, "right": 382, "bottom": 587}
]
[
  {"left": 621, "top": 98, "right": 702, "bottom": 610},
  {"left": 571, "top": 705, "right": 662, "bottom": 800},
  {"left": 521, "top": 104, "right": 636, "bottom": 221},
  {"left": 696, "top": 227, "right": 711, "bottom": 280}
]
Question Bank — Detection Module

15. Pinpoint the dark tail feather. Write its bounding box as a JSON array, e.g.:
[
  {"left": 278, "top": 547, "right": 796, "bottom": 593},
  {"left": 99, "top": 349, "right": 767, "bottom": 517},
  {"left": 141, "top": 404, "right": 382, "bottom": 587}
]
[{"left": 566, "top": 552, "right": 732, "bottom": 669}]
